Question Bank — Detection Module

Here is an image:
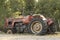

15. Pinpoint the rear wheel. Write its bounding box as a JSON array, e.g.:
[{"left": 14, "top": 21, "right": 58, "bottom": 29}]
[
  {"left": 31, "top": 21, "right": 42, "bottom": 34},
  {"left": 28, "top": 18, "right": 48, "bottom": 35}
]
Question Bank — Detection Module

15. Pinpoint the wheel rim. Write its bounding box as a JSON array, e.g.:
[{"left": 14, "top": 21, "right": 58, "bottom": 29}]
[{"left": 31, "top": 21, "right": 42, "bottom": 34}]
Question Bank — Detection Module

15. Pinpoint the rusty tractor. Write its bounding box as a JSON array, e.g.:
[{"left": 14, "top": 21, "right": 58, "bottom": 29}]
[{"left": 4, "top": 14, "right": 56, "bottom": 35}]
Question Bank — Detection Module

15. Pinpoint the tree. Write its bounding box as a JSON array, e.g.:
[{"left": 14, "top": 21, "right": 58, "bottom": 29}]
[{"left": 24, "top": 0, "right": 35, "bottom": 15}]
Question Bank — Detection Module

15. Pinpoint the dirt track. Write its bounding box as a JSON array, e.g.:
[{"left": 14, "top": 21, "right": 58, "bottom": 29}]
[{"left": 0, "top": 33, "right": 60, "bottom": 40}]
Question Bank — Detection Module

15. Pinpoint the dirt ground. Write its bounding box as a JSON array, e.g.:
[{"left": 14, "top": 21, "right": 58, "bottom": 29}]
[{"left": 0, "top": 32, "right": 60, "bottom": 40}]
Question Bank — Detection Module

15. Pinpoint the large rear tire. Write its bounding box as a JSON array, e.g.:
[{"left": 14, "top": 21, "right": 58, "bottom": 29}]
[{"left": 28, "top": 18, "right": 48, "bottom": 35}]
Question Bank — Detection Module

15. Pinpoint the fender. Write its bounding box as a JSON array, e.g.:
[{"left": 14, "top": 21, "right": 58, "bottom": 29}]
[{"left": 22, "top": 15, "right": 33, "bottom": 24}]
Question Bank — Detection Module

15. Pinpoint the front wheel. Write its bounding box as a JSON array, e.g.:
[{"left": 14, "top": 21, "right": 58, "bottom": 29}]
[
  {"left": 7, "top": 29, "right": 13, "bottom": 34},
  {"left": 6, "top": 28, "right": 16, "bottom": 34}
]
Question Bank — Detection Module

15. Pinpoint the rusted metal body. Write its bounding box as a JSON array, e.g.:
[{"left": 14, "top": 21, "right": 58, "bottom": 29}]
[
  {"left": 4, "top": 14, "right": 54, "bottom": 34},
  {"left": 4, "top": 14, "right": 53, "bottom": 28}
]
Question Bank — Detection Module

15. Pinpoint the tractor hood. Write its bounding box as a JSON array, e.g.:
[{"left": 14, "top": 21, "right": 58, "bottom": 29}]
[{"left": 5, "top": 15, "right": 29, "bottom": 23}]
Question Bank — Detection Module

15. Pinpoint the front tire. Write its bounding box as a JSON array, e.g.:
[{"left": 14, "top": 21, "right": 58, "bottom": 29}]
[
  {"left": 6, "top": 28, "right": 17, "bottom": 34},
  {"left": 7, "top": 29, "right": 13, "bottom": 34}
]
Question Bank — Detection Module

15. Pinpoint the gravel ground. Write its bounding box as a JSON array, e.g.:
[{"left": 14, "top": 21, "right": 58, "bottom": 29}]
[{"left": 0, "top": 32, "right": 60, "bottom": 40}]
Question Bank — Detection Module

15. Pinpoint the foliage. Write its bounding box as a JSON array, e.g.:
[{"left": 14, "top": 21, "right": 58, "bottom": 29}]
[{"left": 0, "top": 0, "right": 60, "bottom": 30}]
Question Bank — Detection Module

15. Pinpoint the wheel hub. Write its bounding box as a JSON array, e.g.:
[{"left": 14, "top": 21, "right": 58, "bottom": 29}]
[{"left": 31, "top": 21, "right": 42, "bottom": 34}]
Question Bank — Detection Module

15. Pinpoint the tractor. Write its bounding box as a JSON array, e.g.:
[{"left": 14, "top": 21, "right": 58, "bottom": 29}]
[{"left": 3, "top": 13, "right": 56, "bottom": 35}]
